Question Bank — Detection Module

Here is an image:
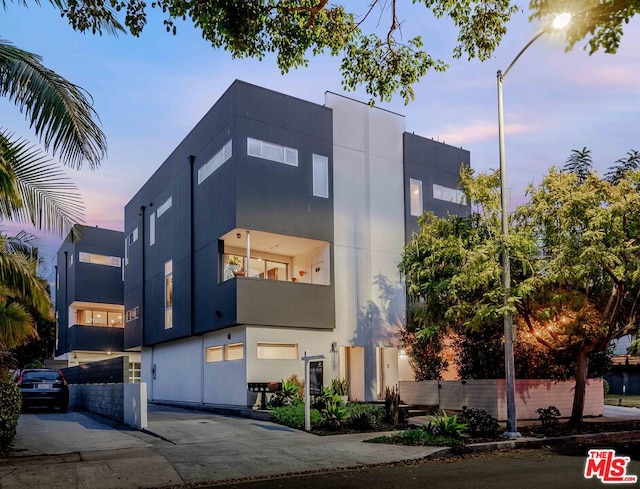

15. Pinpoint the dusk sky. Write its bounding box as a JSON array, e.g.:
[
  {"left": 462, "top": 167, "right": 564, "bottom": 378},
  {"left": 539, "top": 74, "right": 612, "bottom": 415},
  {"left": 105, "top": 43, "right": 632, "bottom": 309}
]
[{"left": 2, "top": 2, "right": 639, "bottom": 270}]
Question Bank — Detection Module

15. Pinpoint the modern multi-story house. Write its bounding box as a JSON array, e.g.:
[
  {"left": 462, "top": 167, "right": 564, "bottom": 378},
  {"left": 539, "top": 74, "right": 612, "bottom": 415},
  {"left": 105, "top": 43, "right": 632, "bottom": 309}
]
[
  {"left": 123, "top": 81, "right": 469, "bottom": 406},
  {"left": 54, "top": 226, "right": 141, "bottom": 375}
]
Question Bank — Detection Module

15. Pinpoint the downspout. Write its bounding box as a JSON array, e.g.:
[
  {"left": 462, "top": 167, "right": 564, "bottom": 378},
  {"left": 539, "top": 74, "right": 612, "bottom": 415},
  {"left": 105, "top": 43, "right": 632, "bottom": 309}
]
[
  {"left": 63, "top": 251, "right": 69, "bottom": 356},
  {"left": 139, "top": 206, "right": 146, "bottom": 345},
  {"left": 189, "top": 154, "right": 203, "bottom": 404}
]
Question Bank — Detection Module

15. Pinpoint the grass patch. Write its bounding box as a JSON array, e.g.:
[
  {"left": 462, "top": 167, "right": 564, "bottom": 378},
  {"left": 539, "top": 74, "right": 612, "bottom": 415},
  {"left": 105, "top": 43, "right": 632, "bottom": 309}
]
[
  {"left": 605, "top": 394, "right": 640, "bottom": 408},
  {"left": 367, "top": 426, "right": 461, "bottom": 447}
]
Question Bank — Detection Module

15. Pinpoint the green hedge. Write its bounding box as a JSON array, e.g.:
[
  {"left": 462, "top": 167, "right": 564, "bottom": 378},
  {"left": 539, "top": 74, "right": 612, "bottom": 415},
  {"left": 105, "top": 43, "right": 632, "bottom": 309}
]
[
  {"left": 269, "top": 405, "right": 322, "bottom": 430},
  {"left": 0, "top": 380, "right": 22, "bottom": 453}
]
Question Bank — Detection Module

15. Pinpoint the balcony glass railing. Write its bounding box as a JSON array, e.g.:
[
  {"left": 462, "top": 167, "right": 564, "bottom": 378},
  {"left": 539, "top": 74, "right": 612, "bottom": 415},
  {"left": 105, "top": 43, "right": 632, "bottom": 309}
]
[{"left": 222, "top": 254, "right": 289, "bottom": 282}]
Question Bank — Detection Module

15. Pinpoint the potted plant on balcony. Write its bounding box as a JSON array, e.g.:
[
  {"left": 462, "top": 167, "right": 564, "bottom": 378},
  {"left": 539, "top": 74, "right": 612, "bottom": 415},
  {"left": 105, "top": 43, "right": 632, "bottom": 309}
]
[{"left": 227, "top": 256, "right": 245, "bottom": 276}]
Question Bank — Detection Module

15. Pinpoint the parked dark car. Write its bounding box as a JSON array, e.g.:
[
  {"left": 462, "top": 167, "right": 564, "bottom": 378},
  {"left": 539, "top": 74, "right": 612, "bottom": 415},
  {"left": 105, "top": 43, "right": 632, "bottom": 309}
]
[{"left": 14, "top": 369, "right": 69, "bottom": 411}]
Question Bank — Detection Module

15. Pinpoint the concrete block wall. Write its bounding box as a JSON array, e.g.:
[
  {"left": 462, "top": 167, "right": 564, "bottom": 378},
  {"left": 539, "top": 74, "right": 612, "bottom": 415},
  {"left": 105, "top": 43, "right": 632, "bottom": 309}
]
[{"left": 69, "top": 384, "right": 124, "bottom": 422}]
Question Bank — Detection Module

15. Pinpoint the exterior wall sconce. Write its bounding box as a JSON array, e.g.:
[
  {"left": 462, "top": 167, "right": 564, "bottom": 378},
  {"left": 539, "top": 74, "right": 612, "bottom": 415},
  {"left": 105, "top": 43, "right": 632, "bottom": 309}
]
[{"left": 330, "top": 342, "right": 338, "bottom": 353}]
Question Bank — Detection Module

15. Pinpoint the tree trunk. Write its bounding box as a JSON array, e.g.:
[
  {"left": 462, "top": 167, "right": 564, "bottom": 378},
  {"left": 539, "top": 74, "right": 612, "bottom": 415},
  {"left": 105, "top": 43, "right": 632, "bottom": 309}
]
[{"left": 569, "top": 348, "right": 589, "bottom": 426}]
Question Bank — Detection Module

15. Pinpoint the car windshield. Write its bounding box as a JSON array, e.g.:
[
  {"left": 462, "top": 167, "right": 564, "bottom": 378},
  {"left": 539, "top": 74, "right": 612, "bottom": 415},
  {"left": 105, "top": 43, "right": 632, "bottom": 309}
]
[{"left": 22, "top": 371, "right": 62, "bottom": 381}]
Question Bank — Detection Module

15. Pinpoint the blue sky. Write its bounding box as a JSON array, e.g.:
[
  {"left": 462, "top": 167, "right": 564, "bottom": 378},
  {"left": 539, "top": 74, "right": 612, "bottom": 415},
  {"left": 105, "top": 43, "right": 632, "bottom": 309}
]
[{"left": 2, "top": 2, "right": 639, "bottom": 268}]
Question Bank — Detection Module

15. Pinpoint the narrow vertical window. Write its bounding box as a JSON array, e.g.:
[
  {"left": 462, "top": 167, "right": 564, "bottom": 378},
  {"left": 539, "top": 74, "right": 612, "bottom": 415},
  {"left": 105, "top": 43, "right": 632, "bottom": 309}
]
[
  {"left": 69, "top": 254, "right": 74, "bottom": 266},
  {"left": 124, "top": 238, "right": 129, "bottom": 266},
  {"left": 313, "top": 154, "right": 329, "bottom": 198},
  {"left": 164, "top": 260, "right": 173, "bottom": 329},
  {"left": 150, "top": 212, "right": 156, "bottom": 246},
  {"left": 56, "top": 271, "right": 59, "bottom": 290},
  {"left": 410, "top": 179, "right": 423, "bottom": 217}
]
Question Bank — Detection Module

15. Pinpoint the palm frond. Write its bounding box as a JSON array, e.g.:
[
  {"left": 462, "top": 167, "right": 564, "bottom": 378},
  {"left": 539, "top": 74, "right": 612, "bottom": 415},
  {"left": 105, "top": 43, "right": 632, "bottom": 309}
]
[
  {"left": 0, "top": 39, "right": 107, "bottom": 169},
  {"left": 0, "top": 131, "right": 84, "bottom": 236},
  {"left": 0, "top": 234, "right": 52, "bottom": 318},
  {"left": 0, "top": 298, "right": 37, "bottom": 350}
]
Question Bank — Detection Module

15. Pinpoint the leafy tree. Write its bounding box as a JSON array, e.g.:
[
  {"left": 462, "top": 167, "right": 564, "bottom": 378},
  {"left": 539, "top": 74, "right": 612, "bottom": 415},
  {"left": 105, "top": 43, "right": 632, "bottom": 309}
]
[
  {"left": 562, "top": 147, "right": 592, "bottom": 184},
  {"left": 606, "top": 150, "right": 640, "bottom": 185},
  {"left": 401, "top": 159, "right": 640, "bottom": 425},
  {"left": 5, "top": 0, "right": 637, "bottom": 103}
]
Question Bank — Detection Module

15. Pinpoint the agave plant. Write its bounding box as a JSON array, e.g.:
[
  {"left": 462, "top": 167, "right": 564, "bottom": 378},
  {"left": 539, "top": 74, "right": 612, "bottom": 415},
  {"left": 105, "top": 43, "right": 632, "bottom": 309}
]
[{"left": 427, "top": 410, "right": 469, "bottom": 438}]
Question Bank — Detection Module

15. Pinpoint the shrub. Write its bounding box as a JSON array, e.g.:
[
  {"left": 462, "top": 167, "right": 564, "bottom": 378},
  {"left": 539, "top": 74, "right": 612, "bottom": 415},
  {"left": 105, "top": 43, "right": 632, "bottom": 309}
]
[
  {"left": 346, "top": 403, "right": 384, "bottom": 426},
  {"left": 458, "top": 407, "right": 499, "bottom": 437},
  {"left": 269, "top": 405, "right": 322, "bottom": 430},
  {"left": 0, "top": 379, "right": 22, "bottom": 453},
  {"left": 330, "top": 378, "right": 349, "bottom": 396},
  {"left": 368, "top": 426, "right": 464, "bottom": 448},
  {"left": 349, "top": 411, "right": 376, "bottom": 430},
  {"left": 384, "top": 386, "right": 402, "bottom": 425},
  {"left": 536, "top": 406, "right": 561, "bottom": 429},
  {"left": 311, "top": 386, "right": 342, "bottom": 410},
  {"left": 427, "top": 411, "right": 468, "bottom": 439},
  {"left": 322, "top": 402, "right": 348, "bottom": 430}
]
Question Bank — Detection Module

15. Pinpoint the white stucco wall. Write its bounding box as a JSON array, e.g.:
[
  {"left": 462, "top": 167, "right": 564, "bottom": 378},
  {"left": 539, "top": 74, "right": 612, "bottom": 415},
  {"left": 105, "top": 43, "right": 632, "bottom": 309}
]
[{"left": 326, "top": 93, "right": 406, "bottom": 401}]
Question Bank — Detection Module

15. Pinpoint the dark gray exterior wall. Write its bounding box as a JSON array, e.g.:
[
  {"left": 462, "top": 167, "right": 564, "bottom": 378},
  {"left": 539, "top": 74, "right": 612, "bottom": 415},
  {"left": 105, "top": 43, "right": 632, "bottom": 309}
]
[
  {"left": 55, "top": 226, "right": 124, "bottom": 357},
  {"left": 403, "top": 133, "right": 471, "bottom": 241},
  {"left": 125, "top": 80, "right": 335, "bottom": 349}
]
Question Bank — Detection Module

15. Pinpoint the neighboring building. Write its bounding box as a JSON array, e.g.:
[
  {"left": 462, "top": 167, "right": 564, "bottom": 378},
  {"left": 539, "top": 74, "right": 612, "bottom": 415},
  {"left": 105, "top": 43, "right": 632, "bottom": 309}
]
[
  {"left": 123, "top": 81, "right": 470, "bottom": 406},
  {"left": 54, "top": 226, "right": 141, "bottom": 377}
]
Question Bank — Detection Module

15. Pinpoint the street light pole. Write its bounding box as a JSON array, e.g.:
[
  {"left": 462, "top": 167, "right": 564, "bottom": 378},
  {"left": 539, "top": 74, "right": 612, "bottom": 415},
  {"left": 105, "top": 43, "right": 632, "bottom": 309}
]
[{"left": 497, "top": 13, "right": 571, "bottom": 439}]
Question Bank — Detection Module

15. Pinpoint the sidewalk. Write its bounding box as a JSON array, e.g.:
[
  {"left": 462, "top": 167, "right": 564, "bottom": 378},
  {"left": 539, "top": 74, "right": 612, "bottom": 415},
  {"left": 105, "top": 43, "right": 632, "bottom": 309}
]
[{"left": 2, "top": 404, "right": 639, "bottom": 489}]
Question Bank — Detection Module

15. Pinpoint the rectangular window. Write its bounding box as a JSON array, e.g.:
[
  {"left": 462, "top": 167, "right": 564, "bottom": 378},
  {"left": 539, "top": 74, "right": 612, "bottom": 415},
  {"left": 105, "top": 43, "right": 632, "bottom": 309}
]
[
  {"left": 224, "top": 343, "right": 244, "bottom": 361},
  {"left": 198, "top": 140, "right": 232, "bottom": 184},
  {"left": 313, "top": 154, "right": 329, "bottom": 198},
  {"left": 76, "top": 309, "right": 124, "bottom": 328},
  {"left": 78, "top": 252, "right": 121, "bottom": 267},
  {"left": 156, "top": 196, "right": 172, "bottom": 217},
  {"left": 433, "top": 184, "right": 465, "bottom": 205},
  {"left": 205, "top": 346, "right": 223, "bottom": 363},
  {"left": 56, "top": 271, "right": 59, "bottom": 290},
  {"left": 124, "top": 238, "right": 128, "bottom": 266},
  {"left": 126, "top": 306, "right": 139, "bottom": 322},
  {"left": 247, "top": 137, "right": 298, "bottom": 167},
  {"left": 257, "top": 343, "right": 298, "bottom": 360},
  {"left": 128, "top": 228, "right": 138, "bottom": 245},
  {"left": 149, "top": 212, "right": 156, "bottom": 246},
  {"left": 165, "top": 260, "right": 173, "bottom": 329},
  {"left": 129, "top": 362, "right": 141, "bottom": 383},
  {"left": 69, "top": 254, "right": 74, "bottom": 266},
  {"left": 410, "top": 179, "right": 423, "bottom": 217}
]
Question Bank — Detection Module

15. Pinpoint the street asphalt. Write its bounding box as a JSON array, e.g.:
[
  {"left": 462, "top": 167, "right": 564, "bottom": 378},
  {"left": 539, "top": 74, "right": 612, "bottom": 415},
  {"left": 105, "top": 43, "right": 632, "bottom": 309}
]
[{"left": 1, "top": 404, "right": 640, "bottom": 489}]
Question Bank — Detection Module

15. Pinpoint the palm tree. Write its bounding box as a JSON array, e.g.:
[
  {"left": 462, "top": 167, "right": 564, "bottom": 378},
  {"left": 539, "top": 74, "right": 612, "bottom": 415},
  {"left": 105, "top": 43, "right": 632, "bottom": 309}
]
[{"left": 0, "top": 39, "right": 106, "bottom": 349}]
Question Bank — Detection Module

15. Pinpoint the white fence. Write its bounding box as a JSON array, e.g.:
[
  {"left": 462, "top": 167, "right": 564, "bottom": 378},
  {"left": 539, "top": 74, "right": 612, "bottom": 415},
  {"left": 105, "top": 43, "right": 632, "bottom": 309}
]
[{"left": 399, "top": 378, "right": 604, "bottom": 420}]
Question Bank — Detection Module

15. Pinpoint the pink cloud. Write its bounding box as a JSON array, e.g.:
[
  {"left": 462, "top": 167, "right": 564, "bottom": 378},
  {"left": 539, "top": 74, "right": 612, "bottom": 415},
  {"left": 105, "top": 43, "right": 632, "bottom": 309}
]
[{"left": 437, "top": 120, "right": 538, "bottom": 145}]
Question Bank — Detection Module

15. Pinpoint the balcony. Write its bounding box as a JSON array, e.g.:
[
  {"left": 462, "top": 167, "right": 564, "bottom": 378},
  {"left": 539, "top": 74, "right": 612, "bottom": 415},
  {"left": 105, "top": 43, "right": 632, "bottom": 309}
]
[{"left": 66, "top": 325, "right": 124, "bottom": 353}]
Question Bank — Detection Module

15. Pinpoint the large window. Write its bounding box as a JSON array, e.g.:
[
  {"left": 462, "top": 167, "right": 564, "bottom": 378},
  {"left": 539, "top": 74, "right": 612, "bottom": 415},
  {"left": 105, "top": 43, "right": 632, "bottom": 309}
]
[
  {"left": 198, "top": 140, "right": 232, "bottom": 184},
  {"left": 222, "top": 254, "right": 288, "bottom": 282},
  {"left": 165, "top": 260, "right": 173, "bottom": 329},
  {"left": 247, "top": 137, "right": 298, "bottom": 167},
  {"left": 76, "top": 309, "right": 124, "bottom": 328},
  {"left": 313, "top": 154, "right": 329, "bottom": 198},
  {"left": 410, "top": 179, "right": 423, "bottom": 217},
  {"left": 433, "top": 184, "right": 466, "bottom": 205},
  {"left": 257, "top": 343, "right": 298, "bottom": 360},
  {"left": 78, "top": 252, "right": 121, "bottom": 267}
]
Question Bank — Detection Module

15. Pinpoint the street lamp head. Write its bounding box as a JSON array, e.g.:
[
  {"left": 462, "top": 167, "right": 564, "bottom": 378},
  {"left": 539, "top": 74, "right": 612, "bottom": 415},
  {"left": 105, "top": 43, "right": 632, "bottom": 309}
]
[{"left": 552, "top": 12, "right": 572, "bottom": 29}]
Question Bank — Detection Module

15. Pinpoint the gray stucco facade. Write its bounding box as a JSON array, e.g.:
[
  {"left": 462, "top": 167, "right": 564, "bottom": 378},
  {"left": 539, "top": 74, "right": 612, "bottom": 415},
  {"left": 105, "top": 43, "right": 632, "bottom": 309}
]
[
  {"left": 55, "top": 226, "right": 124, "bottom": 358},
  {"left": 124, "top": 81, "right": 335, "bottom": 349}
]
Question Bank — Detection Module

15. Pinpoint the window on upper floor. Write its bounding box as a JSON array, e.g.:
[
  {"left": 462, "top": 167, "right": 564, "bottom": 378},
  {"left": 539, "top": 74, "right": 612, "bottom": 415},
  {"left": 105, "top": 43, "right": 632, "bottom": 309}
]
[
  {"left": 78, "top": 252, "right": 121, "bottom": 267},
  {"left": 69, "top": 254, "right": 74, "bottom": 266},
  {"left": 247, "top": 137, "right": 298, "bottom": 167},
  {"left": 76, "top": 309, "right": 124, "bottom": 328},
  {"left": 157, "top": 196, "right": 172, "bottom": 217},
  {"left": 165, "top": 260, "right": 173, "bottom": 329},
  {"left": 150, "top": 212, "right": 156, "bottom": 246},
  {"left": 313, "top": 154, "right": 329, "bottom": 198},
  {"left": 433, "top": 184, "right": 466, "bottom": 205},
  {"left": 128, "top": 228, "right": 139, "bottom": 245},
  {"left": 126, "top": 307, "right": 139, "bottom": 322},
  {"left": 198, "top": 140, "right": 232, "bottom": 184},
  {"left": 410, "top": 179, "right": 423, "bottom": 217}
]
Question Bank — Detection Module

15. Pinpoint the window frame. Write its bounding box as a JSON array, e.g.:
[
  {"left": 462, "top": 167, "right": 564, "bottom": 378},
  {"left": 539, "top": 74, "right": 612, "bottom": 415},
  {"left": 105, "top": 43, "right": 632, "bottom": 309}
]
[
  {"left": 409, "top": 179, "right": 423, "bottom": 217},
  {"left": 246, "top": 137, "right": 298, "bottom": 167},
  {"left": 312, "top": 154, "right": 329, "bottom": 198}
]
